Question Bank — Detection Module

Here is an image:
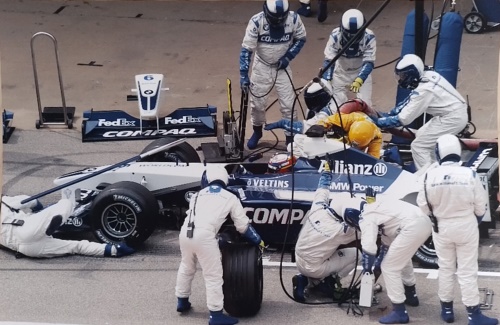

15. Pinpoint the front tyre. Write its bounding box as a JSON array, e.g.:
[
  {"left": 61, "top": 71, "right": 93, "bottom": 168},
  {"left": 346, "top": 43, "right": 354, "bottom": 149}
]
[
  {"left": 90, "top": 181, "right": 158, "bottom": 247},
  {"left": 222, "top": 243, "right": 263, "bottom": 317}
]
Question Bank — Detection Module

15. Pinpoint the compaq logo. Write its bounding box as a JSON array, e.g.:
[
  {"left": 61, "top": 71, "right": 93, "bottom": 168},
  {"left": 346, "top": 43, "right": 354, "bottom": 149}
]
[{"left": 98, "top": 119, "right": 136, "bottom": 127}]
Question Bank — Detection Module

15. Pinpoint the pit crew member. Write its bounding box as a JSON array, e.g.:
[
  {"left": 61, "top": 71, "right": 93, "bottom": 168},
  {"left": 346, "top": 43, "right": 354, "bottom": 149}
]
[
  {"left": 322, "top": 9, "right": 376, "bottom": 106},
  {"left": 332, "top": 193, "right": 432, "bottom": 324},
  {"left": 1, "top": 194, "right": 134, "bottom": 258},
  {"left": 416, "top": 134, "right": 498, "bottom": 325},
  {"left": 240, "top": 0, "right": 307, "bottom": 149},
  {"left": 296, "top": 0, "right": 328, "bottom": 23},
  {"left": 374, "top": 54, "right": 468, "bottom": 170},
  {"left": 175, "top": 165, "right": 265, "bottom": 325},
  {"left": 292, "top": 161, "right": 358, "bottom": 302}
]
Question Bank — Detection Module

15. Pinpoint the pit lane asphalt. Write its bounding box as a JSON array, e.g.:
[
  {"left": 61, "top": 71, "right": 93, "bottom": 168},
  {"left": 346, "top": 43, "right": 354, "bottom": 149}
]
[{"left": 1, "top": 0, "right": 500, "bottom": 324}]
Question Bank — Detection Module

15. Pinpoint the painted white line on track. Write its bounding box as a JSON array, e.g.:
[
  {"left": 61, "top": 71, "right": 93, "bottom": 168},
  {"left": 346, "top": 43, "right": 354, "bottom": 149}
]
[
  {"left": 0, "top": 323, "right": 81, "bottom": 325},
  {"left": 263, "top": 258, "right": 500, "bottom": 279}
]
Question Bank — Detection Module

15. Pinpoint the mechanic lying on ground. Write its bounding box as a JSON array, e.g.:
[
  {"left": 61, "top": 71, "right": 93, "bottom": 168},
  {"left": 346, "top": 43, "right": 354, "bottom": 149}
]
[
  {"left": 331, "top": 191, "right": 432, "bottom": 324},
  {"left": 417, "top": 134, "right": 498, "bottom": 325},
  {"left": 0, "top": 193, "right": 134, "bottom": 258},
  {"left": 175, "top": 165, "right": 265, "bottom": 325},
  {"left": 265, "top": 82, "right": 382, "bottom": 158},
  {"left": 373, "top": 54, "right": 467, "bottom": 170},
  {"left": 292, "top": 160, "right": 359, "bottom": 302}
]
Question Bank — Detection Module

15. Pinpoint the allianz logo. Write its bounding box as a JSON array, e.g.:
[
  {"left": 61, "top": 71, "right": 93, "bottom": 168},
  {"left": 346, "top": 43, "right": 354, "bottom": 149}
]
[
  {"left": 332, "top": 160, "right": 388, "bottom": 176},
  {"left": 97, "top": 118, "right": 136, "bottom": 127}
]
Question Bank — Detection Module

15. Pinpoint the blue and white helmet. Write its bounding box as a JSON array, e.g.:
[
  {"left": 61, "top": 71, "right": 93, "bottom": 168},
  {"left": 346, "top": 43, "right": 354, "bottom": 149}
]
[
  {"left": 395, "top": 54, "right": 425, "bottom": 90},
  {"left": 263, "top": 0, "right": 289, "bottom": 28},
  {"left": 340, "top": 9, "right": 365, "bottom": 46},
  {"left": 304, "top": 79, "right": 333, "bottom": 113},
  {"left": 201, "top": 165, "right": 229, "bottom": 188}
]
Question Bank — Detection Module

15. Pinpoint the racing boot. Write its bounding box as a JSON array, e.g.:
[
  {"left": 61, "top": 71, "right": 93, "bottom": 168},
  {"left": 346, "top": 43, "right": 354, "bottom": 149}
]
[
  {"left": 104, "top": 243, "right": 135, "bottom": 257},
  {"left": 264, "top": 119, "right": 304, "bottom": 134},
  {"left": 317, "top": 0, "right": 328, "bottom": 22},
  {"left": 208, "top": 310, "right": 239, "bottom": 325},
  {"left": 176, "top": 297, "right": 191, "bottom": 313},
  {"left": 404, "top": 284, "right": 419, "bottom": 307},
  {"left": 466, "top": 305, "right": 498, "bottom": 325},
  {"left": 45, "top": 215, "right": 63, "bottom": 236},
  {"left": 247, "top": 125, "right": 263, "bottom": 150},
  {"left": 379, "top": 303, "right": 409, "bottom": 324},
  {"left": 440, "top": 301, "right": 454, "bottom": 323},
  {"left": 292, "top": 274, "right": 308, "bottom": 302},
  {"left": 297, "top": 2, "right": 311, "bottom": 17}
]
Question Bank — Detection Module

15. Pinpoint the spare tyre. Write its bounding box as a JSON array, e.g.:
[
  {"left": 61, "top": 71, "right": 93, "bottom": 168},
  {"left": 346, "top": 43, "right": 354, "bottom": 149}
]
[
  {"left": 90, "top": 181, "right": 158, "bottom": 247},
  {"left": 139, "top": 137, "right": 201, "bottom": 163},
  {"left": 222, "top": 243, "right": 263, "bottom": 317}
]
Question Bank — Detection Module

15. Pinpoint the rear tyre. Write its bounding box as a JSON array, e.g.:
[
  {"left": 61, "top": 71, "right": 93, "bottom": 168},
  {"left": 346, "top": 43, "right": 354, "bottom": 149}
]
[
  {"left": 222, "top": 243, "right": 263, "bottom": 317},
  {"left": 90, "top": 181, "right": 158, "bottom": 247},
  {"left": 413, "top": 236, "right": 438, "bottom": 269},
  {"left": 139, "top": 137, "right": 200, "bottom": 163}
]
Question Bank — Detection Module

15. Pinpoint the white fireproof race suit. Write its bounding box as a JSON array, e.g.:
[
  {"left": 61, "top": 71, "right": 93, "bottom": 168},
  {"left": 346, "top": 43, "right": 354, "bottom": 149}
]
[
  {"left": 322, "top": 27, "right": 376, "bottom": 107},
  {"left": 0, "top": 195, "right": 108, "bottom": 258},
  {"left": 375, "top": 71, "right": 468, "bottom": 170},
  {"left": 359, "top": 198, "right": 432, "bottom": 304},
  {"left": 295, "top": 172, "right": 358, "bottom": 281},
  {"left": 240, "top": 10, "right": 307, "bottom": 128},
  {"left": 416, "top": 162, "right": 488, "bottom": 307},
  {"left": 175, "top": 184, "right": 252, "bottom": 312}
]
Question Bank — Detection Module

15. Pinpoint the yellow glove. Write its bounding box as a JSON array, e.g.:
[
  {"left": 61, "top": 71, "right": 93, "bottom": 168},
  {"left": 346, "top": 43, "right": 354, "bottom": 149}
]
[
  {"left": 259, "top": 240, "right": 266, "bottom": 252},
  {"left": 350, "top": 77, "right": 364, "bottom": 93},
  {"left": 322, "top": 160, "right": 331, "bottom": 172}
]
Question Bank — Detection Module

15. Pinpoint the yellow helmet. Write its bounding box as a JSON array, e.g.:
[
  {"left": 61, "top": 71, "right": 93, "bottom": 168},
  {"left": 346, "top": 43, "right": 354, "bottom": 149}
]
[{"left": 348, "top": 120, "right": 375, "bottom": 148}]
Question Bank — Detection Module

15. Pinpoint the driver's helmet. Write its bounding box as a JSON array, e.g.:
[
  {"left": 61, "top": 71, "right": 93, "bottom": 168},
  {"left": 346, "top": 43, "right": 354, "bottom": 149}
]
[
  {"left": 348, "top": 120, "right": 376, "bottom": 148},
  {"left": 263, "top": 0, "right": 289, "bottom": 28},
  {"left": 267, "top": 152, "right": 297, "bottom": 173},
  {"left": 394, "top": 54, "right": 424, "bottom": 90}
]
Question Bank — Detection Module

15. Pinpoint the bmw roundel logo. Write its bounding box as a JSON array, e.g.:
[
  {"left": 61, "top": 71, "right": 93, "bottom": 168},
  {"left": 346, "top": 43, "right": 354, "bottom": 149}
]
[
  {"left": 144, "top": 90, "right": 154, "bottom": 95},
  {"left": 144, "top": 75, "right": 154, "bottom": 80},
  {"left": 373, "top": 162, "right": 388, "bottom": 176}
]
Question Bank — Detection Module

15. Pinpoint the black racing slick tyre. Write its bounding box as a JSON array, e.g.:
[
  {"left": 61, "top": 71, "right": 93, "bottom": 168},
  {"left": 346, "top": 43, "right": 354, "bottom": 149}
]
[
  {"left": 139, "top": 137, "right": 201, "bottom": 163},
  {"left": 413, "top": 236, "right": 439, "bottom": 269},
  {"left": 90, "top": 181, "right": 159, "bottom": 247},
  {"left": 222, "top": 243, "right": 263, "bottom": 317}
]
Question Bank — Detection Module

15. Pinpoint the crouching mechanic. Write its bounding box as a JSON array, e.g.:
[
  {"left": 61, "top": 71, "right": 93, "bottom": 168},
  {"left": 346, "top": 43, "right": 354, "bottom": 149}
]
[
  {"left": 332, "top": 193, "right": 432, "bottom": 324},
  {"left": 1, "top": 193, "right": 134, "bottom": 258},
  {"left": 292, "top": 161, "right": 358, "bottom": 302},
  {"left": 417, "top": 134, "right": 498, "bottom": 325},
  {"left": 265, "top": 84, "right": 382, "bottom": 158},
  {"left": 175, "top": 165, "right": 265, "bottom": 325}
]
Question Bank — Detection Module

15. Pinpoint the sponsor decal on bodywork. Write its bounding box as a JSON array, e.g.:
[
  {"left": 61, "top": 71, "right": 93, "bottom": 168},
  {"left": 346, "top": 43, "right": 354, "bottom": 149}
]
[{"left": 245, "top": 207, "right": 306, "bottom": 224}]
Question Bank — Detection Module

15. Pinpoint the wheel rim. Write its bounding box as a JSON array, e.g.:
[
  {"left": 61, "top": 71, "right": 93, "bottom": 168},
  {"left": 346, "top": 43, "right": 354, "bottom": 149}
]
[
  {"left": 466, "top": 15, "right": 483, "bottom": 32},
  {"left": 418, "top": 236, "right": 436, "bottom": 257},
  {"left": 101, "top": 203, "right": 138, "bottom": 238}
]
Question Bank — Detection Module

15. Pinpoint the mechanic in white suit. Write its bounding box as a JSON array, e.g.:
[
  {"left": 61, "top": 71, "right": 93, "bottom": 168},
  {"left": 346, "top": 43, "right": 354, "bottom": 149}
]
[
  {"left": 175, "top": 165, "right": 265, "bottom": 325},
  {"left": 417, "top": 134, "right": 498, "bottom": 325},
  {"left": 332, "top": 193, "right": 432, "bottom": 324},
  {"left": 322, "top": 9, "right": 376, "bottom": 107},
  {"left": 296, "top": 0, "right": 328, "bottom": 22},
  {"left": 0, "top": 194, "right": 134, "bottom": 258},
  {"left": 374, "top": 54, "right": 468, "bottom": 170},
  {"left": 292, "top": 161, "right": 358, "bottom": 302},
  {"left": 239, "top": 0, "right": 307, "bottom": 149}
]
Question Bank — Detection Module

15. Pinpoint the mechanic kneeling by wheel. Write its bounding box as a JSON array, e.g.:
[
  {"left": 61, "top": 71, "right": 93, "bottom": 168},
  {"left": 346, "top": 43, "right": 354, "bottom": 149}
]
[
  {"left": 175, "top": 165, "right": 265, "bottom": 325},
  {"left": 292, "top": 160, "right": 359, "bottom": 302},
  {"left": 0, "top": 193, "right": 135, "bottom": 258}
]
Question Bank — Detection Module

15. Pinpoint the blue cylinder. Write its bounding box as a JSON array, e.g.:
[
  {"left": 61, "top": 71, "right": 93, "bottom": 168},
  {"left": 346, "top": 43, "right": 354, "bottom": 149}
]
[
  {"left": 433, "top": 12, "right": 463, "bottom": 87},
  {"left": 395, "top": 9, "right": 430, "bottom": 106}
]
